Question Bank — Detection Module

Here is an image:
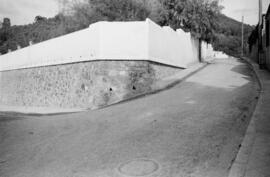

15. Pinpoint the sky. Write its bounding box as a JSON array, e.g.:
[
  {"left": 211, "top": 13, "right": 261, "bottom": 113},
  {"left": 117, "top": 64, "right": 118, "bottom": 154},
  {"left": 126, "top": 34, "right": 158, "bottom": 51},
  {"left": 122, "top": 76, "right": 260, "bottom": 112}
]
[
  {"left": 0, "top": 0, "right": 269, "bottom": 26},
  {"left": 220, "top": 0, "right": 270, "bottom": 25},
  {"left": 0, "top": 0, "right": 59, "bottom": 25}
]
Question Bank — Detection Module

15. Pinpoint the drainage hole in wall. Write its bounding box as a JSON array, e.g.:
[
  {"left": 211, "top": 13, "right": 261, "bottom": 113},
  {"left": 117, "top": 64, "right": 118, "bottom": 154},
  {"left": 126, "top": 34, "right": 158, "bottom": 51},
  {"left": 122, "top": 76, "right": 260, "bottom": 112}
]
[
  {"left": 81, "top": 84, "right": 85, "bottom": 90},
  {"left": 81, "top": 84, "right": 87, "bottom": 91},
  {"left": 109, "top": 88, "right": 113, "bottom": 92},
  {"left": 132, "top": 86, "right": 136, "bottom": 90}
]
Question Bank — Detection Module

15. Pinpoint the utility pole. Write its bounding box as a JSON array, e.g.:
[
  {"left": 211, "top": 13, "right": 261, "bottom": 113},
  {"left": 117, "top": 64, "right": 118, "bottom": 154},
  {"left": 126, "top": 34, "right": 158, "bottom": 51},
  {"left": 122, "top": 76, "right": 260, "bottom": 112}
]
[
  {"left": 241, "top": 16, "right": 244, "bottom": 56},
  {"left": 259, "top": 0, "right": 262, "bottom": 25}
]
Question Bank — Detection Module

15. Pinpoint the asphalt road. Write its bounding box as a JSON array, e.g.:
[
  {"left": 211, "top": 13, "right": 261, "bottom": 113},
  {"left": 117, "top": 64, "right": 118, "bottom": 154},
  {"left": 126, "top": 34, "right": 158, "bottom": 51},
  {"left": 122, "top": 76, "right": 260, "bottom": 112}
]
[{"left": 0, "top": 57, "right": 260, "bottom": 177}]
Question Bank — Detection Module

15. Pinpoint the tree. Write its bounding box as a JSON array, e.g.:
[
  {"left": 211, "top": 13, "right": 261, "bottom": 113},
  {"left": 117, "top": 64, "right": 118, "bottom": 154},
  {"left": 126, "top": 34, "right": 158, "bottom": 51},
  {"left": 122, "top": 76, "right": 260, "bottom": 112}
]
[
  {"left": 159, "top": 0, "right": 222, "bottom": 42},
  {"left": 70, "top": 0, "right": 150, "bottom": 27},
  {"left": 3, "top": 18, "right": 11, "bottom": 28},
  {"left": 35, "top": 16, "right": 47, "bottom": 23}
]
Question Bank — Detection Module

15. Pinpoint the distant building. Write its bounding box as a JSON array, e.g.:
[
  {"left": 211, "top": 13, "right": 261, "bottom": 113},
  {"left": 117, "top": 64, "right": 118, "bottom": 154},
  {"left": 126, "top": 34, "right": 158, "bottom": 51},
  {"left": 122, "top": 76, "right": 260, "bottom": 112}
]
[
  {"left": 265, "top": 5, "right": 270, "bottom": 69},
  {"left": 248, "top": 3, "right": 270, "bottom": 70}
]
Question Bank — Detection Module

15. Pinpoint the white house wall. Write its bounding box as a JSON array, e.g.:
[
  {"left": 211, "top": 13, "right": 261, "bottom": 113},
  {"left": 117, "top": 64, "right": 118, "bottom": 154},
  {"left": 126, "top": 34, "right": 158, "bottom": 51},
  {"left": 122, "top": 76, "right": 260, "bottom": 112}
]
[
  {"left": 148, "top": 20, "right": 186, "bottom": 68},
  {"left": 176, "top": 29, "right": 200, "bottom": 66},
  {"left": 0, "top": 19, "right": 207, "bottom": 71},
  {"left": 97, "top": 21, "right": 149, "bottom": 60},
  {"left": 0, "top": 25, "right": 101, "bottom": 71},
  {"left": 201, "top": 42, "right": 216, "bottom": 61}
]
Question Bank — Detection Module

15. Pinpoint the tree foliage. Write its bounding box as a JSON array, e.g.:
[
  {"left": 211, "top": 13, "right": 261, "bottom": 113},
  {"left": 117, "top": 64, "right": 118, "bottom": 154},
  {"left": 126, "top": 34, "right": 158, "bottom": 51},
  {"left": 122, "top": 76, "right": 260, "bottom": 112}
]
[
  {"left": 213, "top": 14, "right": 254, "bottom": 56},
  {"left": 66, "top": 0, "right": 150, "bottom": 29},
  {"left": 158, "top": 0, "right": 222, "bottom": 42},
  {"left": 0, "top": 15, "right": 68, "bottom": 54},
  {"left": 35, "top": 16, "right": 47, "bottom": 23}
]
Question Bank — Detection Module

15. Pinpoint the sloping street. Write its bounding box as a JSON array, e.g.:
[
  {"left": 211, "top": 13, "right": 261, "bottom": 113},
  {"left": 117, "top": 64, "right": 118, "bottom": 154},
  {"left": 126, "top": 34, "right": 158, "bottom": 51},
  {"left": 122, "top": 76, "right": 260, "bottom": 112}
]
[{"left": 0, "top": 57, "right": 260, "bottom": 177}]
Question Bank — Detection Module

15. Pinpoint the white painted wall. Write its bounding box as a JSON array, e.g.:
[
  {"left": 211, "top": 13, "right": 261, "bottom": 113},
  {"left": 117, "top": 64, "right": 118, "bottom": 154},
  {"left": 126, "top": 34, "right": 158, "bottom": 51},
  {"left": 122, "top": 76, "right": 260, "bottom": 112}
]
[
  {"left": 201, "top": 42, "right": 216, "bottom": 61},
  {"left": 176, "top": 29, "right": 200, "bottom": 66},
  {"left": 0, "top": 25, "right": 101, "bottom": 71},
  {"left": 0, "top": 19, "right": 221, "bottom": 71},
  {"left": 148, "top": 20, "right": 189, "bottom": 68},
  {"left": 98, "top": 21, "right": 148, "bottom": 60},
  {"left": 201, "top": 42, "right": 229, "bottom": 61},
  {"left": 97, "top": 19, "right": 196, "bottom": 68},
  {"left": 214, "top": 51, "right": 229, "bottom": 59}
]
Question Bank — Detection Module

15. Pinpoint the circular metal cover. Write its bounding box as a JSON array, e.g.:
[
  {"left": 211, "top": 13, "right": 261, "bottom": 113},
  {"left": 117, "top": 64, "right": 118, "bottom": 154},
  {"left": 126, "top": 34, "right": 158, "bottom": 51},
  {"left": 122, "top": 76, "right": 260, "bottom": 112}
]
[{"left": 118, "top": 159, "right": 159, "bottom": 176}]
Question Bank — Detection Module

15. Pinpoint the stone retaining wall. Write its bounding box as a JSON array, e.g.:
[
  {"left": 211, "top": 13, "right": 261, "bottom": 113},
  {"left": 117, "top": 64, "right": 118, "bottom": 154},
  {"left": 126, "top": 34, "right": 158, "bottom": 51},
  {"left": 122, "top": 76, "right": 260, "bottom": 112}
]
[{"left": 0, "top": 61, "right": 181, "bottom": 109}]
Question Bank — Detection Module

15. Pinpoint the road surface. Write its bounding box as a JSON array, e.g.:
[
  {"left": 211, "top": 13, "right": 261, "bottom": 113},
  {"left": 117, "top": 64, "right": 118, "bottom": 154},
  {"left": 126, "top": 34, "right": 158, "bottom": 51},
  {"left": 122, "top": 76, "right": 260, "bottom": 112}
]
[{"left": 0, "top": 57, "right": 260, "bottom": 177}]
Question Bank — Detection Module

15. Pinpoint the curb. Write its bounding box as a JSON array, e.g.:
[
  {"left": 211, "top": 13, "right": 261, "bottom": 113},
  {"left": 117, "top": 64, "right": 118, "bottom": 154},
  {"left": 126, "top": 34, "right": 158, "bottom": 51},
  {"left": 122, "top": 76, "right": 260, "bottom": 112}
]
[
  {"left": 151, "top": 62, "right": 208, "bottom": 93},
  {"left": 228, "top": 57, "right": 263, "bottom": 177},
  {"left": 93, "top": 62, "right": 209, "bottom": 111},
  {"left": 0, "top": 107, "right": 86, "bottom": 116}
]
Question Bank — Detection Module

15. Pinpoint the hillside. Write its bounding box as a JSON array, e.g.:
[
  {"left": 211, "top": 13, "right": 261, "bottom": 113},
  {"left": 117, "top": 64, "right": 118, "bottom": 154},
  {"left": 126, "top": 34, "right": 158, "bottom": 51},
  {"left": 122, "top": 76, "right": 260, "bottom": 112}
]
[{"left": 213, "top": 14, "right": 254, "bottom": 56}]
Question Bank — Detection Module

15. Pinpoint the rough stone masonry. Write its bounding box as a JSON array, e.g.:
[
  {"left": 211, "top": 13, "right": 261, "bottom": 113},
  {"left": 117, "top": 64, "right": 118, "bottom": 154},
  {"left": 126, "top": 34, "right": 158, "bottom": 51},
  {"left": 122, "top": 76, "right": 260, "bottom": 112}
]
[{"left": 0, "top": 60, "right": 181, "bottom": 109}]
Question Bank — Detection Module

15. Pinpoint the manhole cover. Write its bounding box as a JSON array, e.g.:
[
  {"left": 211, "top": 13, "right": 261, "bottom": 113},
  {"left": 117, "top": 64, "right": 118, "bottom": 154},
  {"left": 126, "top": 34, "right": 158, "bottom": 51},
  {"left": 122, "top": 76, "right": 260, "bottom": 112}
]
[{"left": 118, "top": 159, "right": 159, "bottom": 176}]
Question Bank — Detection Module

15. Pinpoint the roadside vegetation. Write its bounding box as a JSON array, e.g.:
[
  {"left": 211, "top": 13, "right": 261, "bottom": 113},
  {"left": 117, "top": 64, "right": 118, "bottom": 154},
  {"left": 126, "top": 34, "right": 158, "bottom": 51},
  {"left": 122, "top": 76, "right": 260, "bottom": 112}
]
[{"left": 0, "top": 0, "right": 253, "bottom": 56}]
